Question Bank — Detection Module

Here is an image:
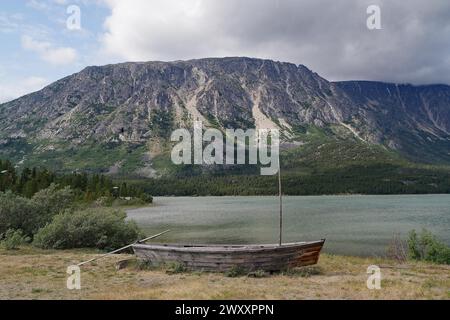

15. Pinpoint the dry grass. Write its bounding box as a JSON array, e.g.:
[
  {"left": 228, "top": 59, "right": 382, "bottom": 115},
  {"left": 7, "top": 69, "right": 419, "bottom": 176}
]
[{"left": 0, "top": 246, "right": 449, "bottom": 300}]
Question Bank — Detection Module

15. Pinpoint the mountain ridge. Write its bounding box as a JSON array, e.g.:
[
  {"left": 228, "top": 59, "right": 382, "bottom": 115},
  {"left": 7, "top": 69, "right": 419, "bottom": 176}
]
[{"left": 1, "top": 57, "right": 450, "bottom": 176}]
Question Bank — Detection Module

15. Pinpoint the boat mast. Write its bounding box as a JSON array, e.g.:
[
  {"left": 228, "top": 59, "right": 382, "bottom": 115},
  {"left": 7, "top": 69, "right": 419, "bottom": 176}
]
[{"left": 278, "top": 161, "right": 283, "bottom": 246}]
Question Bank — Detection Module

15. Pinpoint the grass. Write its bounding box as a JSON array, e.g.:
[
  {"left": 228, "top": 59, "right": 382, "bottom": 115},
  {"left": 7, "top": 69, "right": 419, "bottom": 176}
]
[{"left": 0, "top": 246, "right": 448, "bottom": 300}]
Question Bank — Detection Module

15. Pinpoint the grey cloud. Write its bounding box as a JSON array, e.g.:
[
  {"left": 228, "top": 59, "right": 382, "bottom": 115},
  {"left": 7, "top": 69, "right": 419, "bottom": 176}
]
[{"left": 101, "top": 0, "right": 450, "bottom": 84}]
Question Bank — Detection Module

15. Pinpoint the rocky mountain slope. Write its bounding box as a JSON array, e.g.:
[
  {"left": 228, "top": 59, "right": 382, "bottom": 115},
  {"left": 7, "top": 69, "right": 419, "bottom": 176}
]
[{"left": 0, "top": 57, "right": 449, "bottom": 176}]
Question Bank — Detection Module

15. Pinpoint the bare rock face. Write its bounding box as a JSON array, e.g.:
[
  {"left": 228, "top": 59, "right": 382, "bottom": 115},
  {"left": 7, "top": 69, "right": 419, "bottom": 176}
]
[
  {"left": 334, "top": 81, "right": 450, "bottom": 161},
  {"left": 0, "top": 57, "right": 449, "bottom": 173}
]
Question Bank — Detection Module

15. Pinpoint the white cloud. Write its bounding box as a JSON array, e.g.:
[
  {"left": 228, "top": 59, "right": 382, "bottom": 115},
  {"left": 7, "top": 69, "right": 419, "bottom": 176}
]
[
  {"left": 26, "top": 0, "right": 50, "bottom": 11},
  {"left": 99, "top": 0, "right": 450, "bottom": 84},
  {"left": 42, "top": 47, "right": 78, "bottom": 65},
  {"left": 21, "top": 35, "right": 77, "bottom": 66},
  {"left": 0, "top": 76, "right": 49, "bottom": 103},
  {"left": 0, "top": 13, "right": 23, "bottom": 33}
]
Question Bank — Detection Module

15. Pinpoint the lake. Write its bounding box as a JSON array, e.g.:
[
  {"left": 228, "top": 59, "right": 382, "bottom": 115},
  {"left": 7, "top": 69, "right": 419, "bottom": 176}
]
[{"left": 127, "top": 195, "right": 450, "bottom": 256}]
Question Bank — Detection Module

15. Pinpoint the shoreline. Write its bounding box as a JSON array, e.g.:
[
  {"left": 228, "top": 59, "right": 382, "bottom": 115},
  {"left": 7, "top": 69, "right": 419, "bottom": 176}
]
[{"left": 145, "top": 193, "right": 450, "bottom": 198}]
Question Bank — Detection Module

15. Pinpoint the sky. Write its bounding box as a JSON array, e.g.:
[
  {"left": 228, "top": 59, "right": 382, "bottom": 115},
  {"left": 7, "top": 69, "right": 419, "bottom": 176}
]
[{"left": 1, "top": 0, "right": 450, "bottom": 103}]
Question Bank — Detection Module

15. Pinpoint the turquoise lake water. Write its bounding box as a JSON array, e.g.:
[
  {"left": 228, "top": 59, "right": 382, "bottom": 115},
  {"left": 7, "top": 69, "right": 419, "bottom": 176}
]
[{"left": 127, "top": 195, "right": 450, "bottom": 256}]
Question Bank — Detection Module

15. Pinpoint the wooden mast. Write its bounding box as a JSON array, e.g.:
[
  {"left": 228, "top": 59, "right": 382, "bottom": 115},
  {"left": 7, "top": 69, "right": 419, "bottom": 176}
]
[{"left": 278, "top": 160, "right": 283, "bottom": 246}]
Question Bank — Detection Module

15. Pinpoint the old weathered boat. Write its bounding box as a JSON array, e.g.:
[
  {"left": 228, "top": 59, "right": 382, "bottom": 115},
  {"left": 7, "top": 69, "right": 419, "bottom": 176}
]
[
  {"left": 132, "top": 240, "right": 325, "bottom": 272},
  {"left": 132, "top": 162, "right": 325, "bottom": 272}
]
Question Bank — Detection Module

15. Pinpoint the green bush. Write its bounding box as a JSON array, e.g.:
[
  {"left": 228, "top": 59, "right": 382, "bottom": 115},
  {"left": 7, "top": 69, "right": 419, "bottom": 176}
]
[
  {"left": 139, "top": 194, "right": 153, "bottom": 204},
  {"left": 0, "top": 192, "right": 37, "bottom": 237},
  {"left": 31, "top": 184, "right": 75, "bottom": 222},
  {"left": 0, "top": 229, "right": 30, "bottom": 250},
  {"left": 33, "top": 208, "right": 141, "bottom": 250},
  {"left": 165, "top": 262, "right": 188, "bottom": 274},
  {"left": 0, "top": 185, "right": 75, "bottom": 237},
  {"left": 225, "top": 266, "right": 247, "bottom": 278},
  {"left": 408, "top": 229, "right": 450, "bottom": 264},
  {"left": 94, "top": 196, "right": 114, "bottom": 207}
]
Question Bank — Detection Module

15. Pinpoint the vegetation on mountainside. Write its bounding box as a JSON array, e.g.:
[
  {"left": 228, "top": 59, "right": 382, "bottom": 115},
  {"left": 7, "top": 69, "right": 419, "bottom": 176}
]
[
  {"left": 0, "top": 139, "right": 148, "bottom": 176},
  {"left": 2, "top": 124, "right": 450, "bottom": 197},
  {"left": 132, "top": 165, "right": 450, "bottom": 196},
  {"left": 130, "top": 134, "right": 450, "bottom": 196},
  {"left": 2, "top": 123, "right": 450, "bottom": 196}
]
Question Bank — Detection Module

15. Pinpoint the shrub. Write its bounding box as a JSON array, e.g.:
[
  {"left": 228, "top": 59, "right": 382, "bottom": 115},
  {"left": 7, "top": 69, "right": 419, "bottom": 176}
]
[
  {"left": 165, "top": 262, "right": 188, "bottom": 274},
  {"left": 31, "top": 184, "right": 75, "bottom": 220},
  {"left": 0, "top": 185, "right": 75, "bottom": 237},
  {"left": 94, "top": 196, "right": 114, "bottom": 207},
  {"left": 139, "top": 194, "right": 153, "bottom": 204},
  {"left": 0, "top": 229, "right": 30, "bottom": 250},
  {"left": 135, "top": 259, "right": 155, "bottom": 270},
  {"left": 0, "top": 192, "right": 38, "bottom": 236},
  {"left": 386, "top": 233, "right": 408, "bottom": 263},
  {"left": 33, "top": 208, "right": 141, "bottom": 250},
  {"left": 225, "top": 266, "right": 247, "bottom": 278},
  {"left": 284, "top": 266, "right": 323, "bottom": 277},
  {"left": 408, "top": 229, "right": 450, "bottom": 265}
]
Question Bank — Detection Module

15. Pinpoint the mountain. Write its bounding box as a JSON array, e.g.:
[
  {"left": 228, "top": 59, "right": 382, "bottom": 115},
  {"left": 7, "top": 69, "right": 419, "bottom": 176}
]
[
  {"left": 335, "top": 81, "right": 450, "bottom": 163},
  {"left": 0, "top": 57, "right": 450, "bottom": 180}
]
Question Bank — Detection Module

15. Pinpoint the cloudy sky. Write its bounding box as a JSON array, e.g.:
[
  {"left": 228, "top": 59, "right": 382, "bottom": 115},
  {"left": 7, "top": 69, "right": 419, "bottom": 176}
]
[{"left": 1, "top": 0, "right": 450, "bottom": 102}]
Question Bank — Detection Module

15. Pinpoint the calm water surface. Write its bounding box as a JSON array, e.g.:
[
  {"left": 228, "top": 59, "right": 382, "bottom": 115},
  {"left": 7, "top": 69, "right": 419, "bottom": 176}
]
[{"left": 127, "top": 195, "right": 450, "bottom": 256}]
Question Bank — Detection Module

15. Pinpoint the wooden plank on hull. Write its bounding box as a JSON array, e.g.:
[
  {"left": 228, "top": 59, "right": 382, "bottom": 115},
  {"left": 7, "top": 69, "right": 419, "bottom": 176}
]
[{"left": 132, "top": 240, "right": 325, "bottom": 272}]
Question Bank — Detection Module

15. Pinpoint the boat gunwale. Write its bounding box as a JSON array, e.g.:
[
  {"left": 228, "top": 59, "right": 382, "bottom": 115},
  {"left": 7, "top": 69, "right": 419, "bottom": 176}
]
[{"left": 133, "top": 239, "right": 325, "bottom": 254}]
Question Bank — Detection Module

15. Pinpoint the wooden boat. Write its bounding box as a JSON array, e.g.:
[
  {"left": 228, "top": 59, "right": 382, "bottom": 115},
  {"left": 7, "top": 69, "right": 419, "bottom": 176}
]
[
  {"left": 132, "top": 163, "right": 325, "bottom": 272},
  {"left": 132, "top": 239, "right": 325, "bottom": 272}
]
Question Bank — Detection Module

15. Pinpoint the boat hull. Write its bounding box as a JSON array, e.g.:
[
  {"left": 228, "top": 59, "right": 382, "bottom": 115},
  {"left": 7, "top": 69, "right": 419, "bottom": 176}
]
[{"left": 132, "top": 240, "right": 325, "bottom": 272}]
